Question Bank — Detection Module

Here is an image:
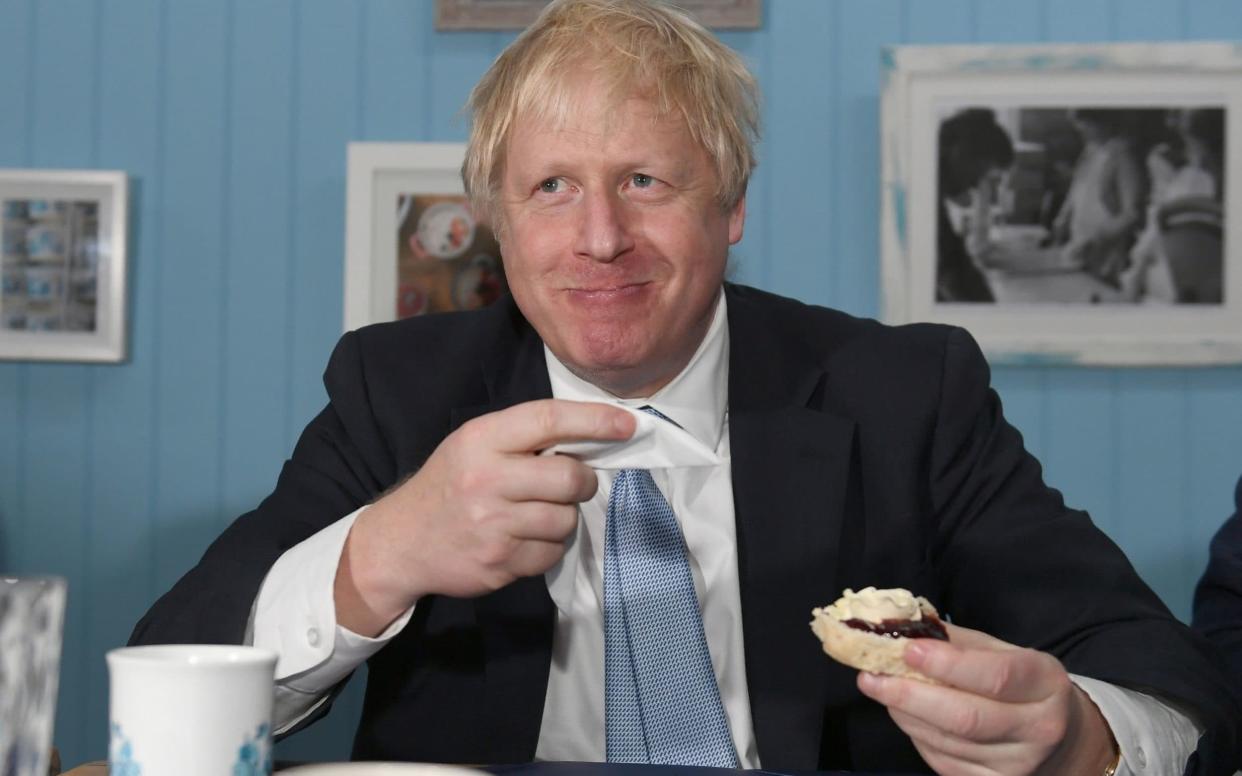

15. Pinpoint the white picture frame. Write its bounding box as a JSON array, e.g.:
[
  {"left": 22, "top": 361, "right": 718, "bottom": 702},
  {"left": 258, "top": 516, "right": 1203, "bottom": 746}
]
[
  {"left": 0, "top": 169, "right": 129, "bottom": 362},
  {"left": 344, "top": 142, "right": 507, "bottom": 332},
  {"left": 881, "top": 41, "right": 1242, "bottom": 366}
]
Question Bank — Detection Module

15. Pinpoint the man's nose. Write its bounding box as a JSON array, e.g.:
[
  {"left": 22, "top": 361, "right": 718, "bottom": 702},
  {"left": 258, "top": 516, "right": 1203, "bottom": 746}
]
[{"left": 573, "top": 188, "right": 634, "bottom": 263}]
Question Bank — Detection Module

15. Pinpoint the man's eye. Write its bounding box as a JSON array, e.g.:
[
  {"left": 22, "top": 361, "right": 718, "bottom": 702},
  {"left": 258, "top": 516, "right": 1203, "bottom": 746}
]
[
  {"left": 539, "top": 178, "right": 562, "bottom": 193},
  {"left": 632, "top": 173, "right": 654, "bottom": 188}
]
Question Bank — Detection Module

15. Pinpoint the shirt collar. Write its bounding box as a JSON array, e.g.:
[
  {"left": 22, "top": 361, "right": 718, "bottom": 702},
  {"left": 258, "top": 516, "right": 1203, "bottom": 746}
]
[{"left": 544, "top": 290, "right": 729, "bottom": 451}]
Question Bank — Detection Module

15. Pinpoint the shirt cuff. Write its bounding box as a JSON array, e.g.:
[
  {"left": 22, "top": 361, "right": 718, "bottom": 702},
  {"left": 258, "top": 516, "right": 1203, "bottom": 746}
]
[
  {"left": 1069, "top": 674, "right": 1202, "bottom": 776},
  {"left": 251, "top": 505, "right": 416, "bottom": 731}
]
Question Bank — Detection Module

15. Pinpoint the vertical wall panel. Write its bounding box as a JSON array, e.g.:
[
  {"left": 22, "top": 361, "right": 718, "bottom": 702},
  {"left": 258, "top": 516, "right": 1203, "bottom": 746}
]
[
  {"left": 151, "top": 0, "right": 229, "bottom": 593},
  {"left": 82, "top": 0, "right": 163, "bottom": 762},
  {"left": 288, "top": 2, "right": 362, "bottom": 438},
  {"left": 830, "top": 0, "right": 902, "bottom": 318},
  {"left": 1116, "top": 372, "right": 1193, "bottom": 616},
  {"left": 0, "top": 0, "right": 33, "bottom": 571},
  {"left": 1043, "top": 371, "right": 1119, "bottom": 533},
  {"left": 903, "top": 0, "right": 974, "bottom": 43},
  {"left": 1044, "top": 0, "right": 1115, "bottom": 41},
  {"left": 425, "top": 21, "right": 496, "bottom": 141},
  {"left": 23, "top": 0, "right": 99, "bottom": 760},
  {"left": 761, "top": 2, "right": 834, "bottom": 301},
  {"left": 362, "top": 0, "right": 430, "bottom": 140},
  {"left": 221, "top": 0, "right": 296, "bottom": 526},
  {"left": 0, "top": 373, "right": 18, "bottom": 568},
  {"left": 972, "top": 0, "right": 1043, "bottom": 43},
  {"left": 29, "top": 1, "right": 95, "bottom": 162},
  {"left": 1185, "top": 0, "right": 1242, "bottom": 40},
  {"left": 719, "top": 26, "right": 768, "bottom": 291},
  {"left": 1114, "top": 0, "right": 1185, "bottom": 39},
  {"left": 0, "top": 0, "right": 32, "bottom": 162}
]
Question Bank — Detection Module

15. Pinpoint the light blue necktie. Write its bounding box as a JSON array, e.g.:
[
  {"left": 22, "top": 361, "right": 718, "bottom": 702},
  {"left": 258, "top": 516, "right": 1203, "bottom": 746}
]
[{"left": 603, "top": 407, "right": 738, "bottom": 767}]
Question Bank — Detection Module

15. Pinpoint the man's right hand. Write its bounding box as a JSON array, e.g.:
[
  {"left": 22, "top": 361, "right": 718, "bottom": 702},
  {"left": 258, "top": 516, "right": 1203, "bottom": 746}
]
[{"left": 334, "top": 399, "right": 637, "bottom": 636}]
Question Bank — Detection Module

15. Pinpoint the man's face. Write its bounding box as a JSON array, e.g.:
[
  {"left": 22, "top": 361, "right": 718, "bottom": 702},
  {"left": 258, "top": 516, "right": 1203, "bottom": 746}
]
[{"left": 497, "top": 77, "right": 745, "bottom": 398}]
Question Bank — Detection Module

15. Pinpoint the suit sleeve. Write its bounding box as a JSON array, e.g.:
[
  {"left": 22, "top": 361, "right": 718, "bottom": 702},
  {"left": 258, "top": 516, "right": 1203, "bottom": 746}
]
[
  {"left": 925, "top": 327, "right": 1241, "bottom": 775},
  {"left": 129, "top": 330, "right": 393, "bottom": 647}
]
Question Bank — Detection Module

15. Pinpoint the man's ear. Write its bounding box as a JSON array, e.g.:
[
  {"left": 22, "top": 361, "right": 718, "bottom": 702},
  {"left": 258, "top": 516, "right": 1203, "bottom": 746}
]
[{"left": 728, "top": 195, "right": 746, "bottom": 245}]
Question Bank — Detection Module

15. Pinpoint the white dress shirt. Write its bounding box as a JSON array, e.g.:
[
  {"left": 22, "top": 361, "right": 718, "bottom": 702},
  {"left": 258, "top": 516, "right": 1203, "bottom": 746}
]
[{"left": 250, "top": 292, "right": 1198, "bottom": 774}]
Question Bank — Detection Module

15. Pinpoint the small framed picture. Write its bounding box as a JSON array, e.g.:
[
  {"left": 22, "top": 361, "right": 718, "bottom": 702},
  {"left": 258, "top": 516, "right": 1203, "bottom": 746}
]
[
  {"left": 0, "top": 169, "right": 129, "bottom": 362},
  {"left": 435, "top": 0, "right": 761, "bottom": 30},
  {"left": 344, "top": 143, "right": 507, "bottom": 332},
  {"left": 881, "top": 42, "right": 1242, "bottom": 366}
]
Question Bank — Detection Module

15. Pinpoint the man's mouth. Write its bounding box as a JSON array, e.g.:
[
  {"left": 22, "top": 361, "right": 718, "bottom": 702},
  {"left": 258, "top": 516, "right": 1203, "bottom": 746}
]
[{"left": 565, "top": 281, "right": 650, "bottom": 300}]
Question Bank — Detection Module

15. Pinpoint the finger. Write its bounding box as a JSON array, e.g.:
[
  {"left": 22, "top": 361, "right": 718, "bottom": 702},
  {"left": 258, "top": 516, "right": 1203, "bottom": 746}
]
[
  {"left": 888, "top": 707, "right": 994, "bottom": 765},
  {"left": 857, "top": 672, "right": 1015, "bottom": 745},
  {"left": 471, "top": 399, "right": 635, "bottom": 454},
  {"left": 505, "top": 502, "right": 580, "bottom": 543},
  {"left": 902, "top": 635, "right": 1066, "bottom": 703},
  {"left": 500, "top": 455, "right": 600, "bottom": 504},
  {"left": 889, "top": 707, "right": 1056, "bottom": 776}
]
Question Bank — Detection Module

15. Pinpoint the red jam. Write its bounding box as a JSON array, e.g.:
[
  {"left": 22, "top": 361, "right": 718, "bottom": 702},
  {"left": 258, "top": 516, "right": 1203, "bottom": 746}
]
[{"left": 843, "top": 613, "right": 948, "bottom": 641}]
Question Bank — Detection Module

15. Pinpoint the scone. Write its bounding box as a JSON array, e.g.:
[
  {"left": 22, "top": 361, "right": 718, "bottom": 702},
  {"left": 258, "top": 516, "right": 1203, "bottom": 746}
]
[{"left": 809, "top": 586, "right": 948, "bottom": 683}]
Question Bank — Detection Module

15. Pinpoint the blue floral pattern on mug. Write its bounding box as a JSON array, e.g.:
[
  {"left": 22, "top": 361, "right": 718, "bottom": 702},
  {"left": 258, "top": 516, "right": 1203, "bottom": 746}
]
[
  {"left": 233, "top": 722, "right": 273, "bottom": 776},
  {"left": 109, "top": 722, "right": 142, "bottom": 776}
]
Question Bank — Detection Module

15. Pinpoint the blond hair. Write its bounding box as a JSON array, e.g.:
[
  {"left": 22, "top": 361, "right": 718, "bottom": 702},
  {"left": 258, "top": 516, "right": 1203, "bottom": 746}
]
[{"left": 462, "top": 0, "right": 760, "bottom": 228}]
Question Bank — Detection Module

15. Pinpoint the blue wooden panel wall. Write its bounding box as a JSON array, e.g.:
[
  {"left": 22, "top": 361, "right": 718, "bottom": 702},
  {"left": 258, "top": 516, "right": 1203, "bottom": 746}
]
[{"left": 1, "top": 0, "right": 1240, "bottom": 767}]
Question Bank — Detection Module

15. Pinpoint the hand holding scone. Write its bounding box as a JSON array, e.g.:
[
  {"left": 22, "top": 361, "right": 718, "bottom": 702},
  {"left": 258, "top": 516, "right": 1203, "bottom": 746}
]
[
  {"left": 859, "top": 624, "right": 1118, "bottom": 776},
  {"left": 812, "top": 590, "right": 1119, "bottom": 776}
]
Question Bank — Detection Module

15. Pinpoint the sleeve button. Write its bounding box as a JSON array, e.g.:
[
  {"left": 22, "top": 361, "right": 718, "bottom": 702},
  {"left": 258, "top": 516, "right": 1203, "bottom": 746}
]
[
  {"left": 307, "top": 627, "right": 321, "bottom": 647},
  {"left": 1135, "top": 746, "right": 1147, "bottom": 769}
]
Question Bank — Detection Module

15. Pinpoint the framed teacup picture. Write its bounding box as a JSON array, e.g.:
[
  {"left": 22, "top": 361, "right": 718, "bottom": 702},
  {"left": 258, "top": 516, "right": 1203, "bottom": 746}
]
[
  {"left": 343, "top": 143, "right": 506, "bottom": 332},
  {"left": 0, "top": 169, "right": 129, "bottom": 362},
  {"left": 881, "top": 42, "right": 1242, "bottom": 366}
]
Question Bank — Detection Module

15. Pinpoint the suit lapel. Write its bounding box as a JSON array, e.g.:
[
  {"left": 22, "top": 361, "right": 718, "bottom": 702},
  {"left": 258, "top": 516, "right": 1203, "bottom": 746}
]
[
  {"left": 725, "top": 286, "right": 860, "bottom": 769},
  {"left": 448, "top": 299, "right": 558, "bottom": 762}
]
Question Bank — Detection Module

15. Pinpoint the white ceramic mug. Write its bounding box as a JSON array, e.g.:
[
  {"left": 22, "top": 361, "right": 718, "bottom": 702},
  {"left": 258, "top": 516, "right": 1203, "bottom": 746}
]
[{"left": 107, "top": 644, "right": 278, "bottom": 776}]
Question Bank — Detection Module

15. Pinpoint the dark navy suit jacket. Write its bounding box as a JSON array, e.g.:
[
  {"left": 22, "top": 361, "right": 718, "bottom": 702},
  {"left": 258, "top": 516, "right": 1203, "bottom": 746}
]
[{"left": 132, "top": 284, "right": 1241, "bottom": 774}]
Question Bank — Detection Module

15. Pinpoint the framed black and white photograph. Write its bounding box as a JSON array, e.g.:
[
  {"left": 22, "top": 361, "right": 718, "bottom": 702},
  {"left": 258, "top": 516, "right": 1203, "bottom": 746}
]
[
  {"left": 881, "top": 42, "right": 1242, "bottom": 365},
  {"left": 0, "top": 169, "right": 129, "bottom": 362},
  {"left": 435, "top": 0, "right": 762, "bottom": 30},
  {"left": 343, "top": 143, "right": 507, "bottom": 332}
]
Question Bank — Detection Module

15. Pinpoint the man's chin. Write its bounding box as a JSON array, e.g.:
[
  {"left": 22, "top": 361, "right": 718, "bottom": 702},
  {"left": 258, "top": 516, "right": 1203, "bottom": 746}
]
[{"left": 561, "top": 348, "right": 671, "bottom": 399}]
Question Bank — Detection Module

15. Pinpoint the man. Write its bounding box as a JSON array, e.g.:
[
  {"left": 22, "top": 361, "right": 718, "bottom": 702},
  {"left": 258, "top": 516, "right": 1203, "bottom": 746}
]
[{"left": 132, "top": 1, "right": 1240, "bottom": 773}]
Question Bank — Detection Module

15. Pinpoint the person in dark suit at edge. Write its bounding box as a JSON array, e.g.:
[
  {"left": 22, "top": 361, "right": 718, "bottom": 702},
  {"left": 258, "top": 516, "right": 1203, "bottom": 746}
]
[
  {"left": 130, "top": 1, "right": 1241, "bottom": 773},
  {"left": 1194, "top": 476, "right": 1242, "bottom": 702}
]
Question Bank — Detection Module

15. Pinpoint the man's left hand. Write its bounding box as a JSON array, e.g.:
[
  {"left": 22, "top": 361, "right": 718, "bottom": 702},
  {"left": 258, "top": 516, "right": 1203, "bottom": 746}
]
[{"left": 857, "top": 623, "right": 1118, "bottom": 776}]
